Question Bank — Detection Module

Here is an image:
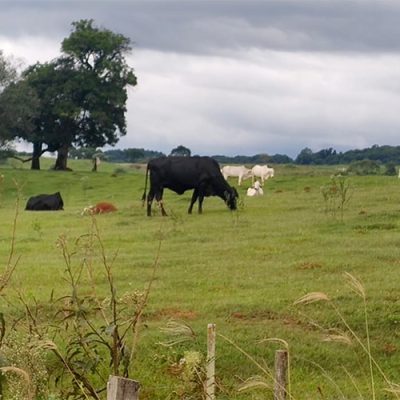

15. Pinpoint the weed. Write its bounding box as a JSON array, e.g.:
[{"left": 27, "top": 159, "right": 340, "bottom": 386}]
[
  {"left": 159, "top": 320, "right": 206, "bottom": 399},
  {"left": 320, "top": 175, "right": 352, "bottom": 220},
  {"left": 5, "top": 217, "right": 162, "bottom": 399}
]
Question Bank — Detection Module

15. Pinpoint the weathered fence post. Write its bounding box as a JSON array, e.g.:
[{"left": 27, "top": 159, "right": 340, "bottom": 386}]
[
  {"left": 274, "top": 349, "right": 288, "bottom": 400},
  {"left": 206, "top": 323, "right": 216, "bottom": 400},
  {"left": 107, "top": 376, "right": 140, "bottom": 400}
]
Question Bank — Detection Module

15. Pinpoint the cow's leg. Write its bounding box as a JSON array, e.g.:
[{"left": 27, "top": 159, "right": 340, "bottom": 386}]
[
  {"left": 155, "top": 189, "right": 167, "bottom": 216},
  {"left": 147, "top": 189, "right": 155, "bottom": 216},
  {"left": 238, "top": 176, "right": 241, "bottom": 186},
  {"left": 159, "top": 201, "right": 167, "bottom": 216},
  {"left": 188, "top": 189, "right": 199, "bottom": 214},
  {"left": 198, "top": 193, "right": 205, "bottom": 214}
]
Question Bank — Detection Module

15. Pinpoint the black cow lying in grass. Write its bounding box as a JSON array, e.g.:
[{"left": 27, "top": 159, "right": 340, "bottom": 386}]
[
  {"left": 142, "top": 156, "right": 239, "bottom": 216},
  {"left": 25, "top": 192, "right": 64, "bottom": 211}
]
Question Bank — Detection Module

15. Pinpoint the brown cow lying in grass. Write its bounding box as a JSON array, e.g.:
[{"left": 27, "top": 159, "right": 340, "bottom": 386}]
[{"left": 82, "top": 202, "right": 117, "bottom": 215}]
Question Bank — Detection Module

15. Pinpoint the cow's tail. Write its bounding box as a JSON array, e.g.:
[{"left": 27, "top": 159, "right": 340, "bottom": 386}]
[{"left": 141, "top": 163, "right": 149, "bottom": 207}]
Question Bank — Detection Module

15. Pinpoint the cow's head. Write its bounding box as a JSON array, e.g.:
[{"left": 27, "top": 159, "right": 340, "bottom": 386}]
[{"left": 224, "top": 187, "right": 239, "bottom": 210}]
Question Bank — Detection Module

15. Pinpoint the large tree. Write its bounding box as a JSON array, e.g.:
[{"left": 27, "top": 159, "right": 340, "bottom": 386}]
[
  {"left": 24, "top": 19, "right": 137, "bottom": 170},
  {"left": 0, "top": 51, "right": 16, "bottom": 152},
  {"left": 0, "top": 51, "right": 39, "bottom": 161}
]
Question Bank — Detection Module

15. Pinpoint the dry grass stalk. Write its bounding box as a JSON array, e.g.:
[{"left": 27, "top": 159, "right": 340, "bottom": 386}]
[
  {"left": 238, "top": 376, "right": 271, "bottom": 392},
  {"left": 322, "top": 333, "right": 353, "bottom": 346},
  {"left": 128, "top": 227, "right": 163, "bottom": 364},
  {"left": 219, "top": 333, "right": 297, "bottom": 400},
  {"left": 258, "top": 337, "right": 292, "bottom": 396},
  {"left": 384, "top": 382, "right": 400, "bottom": 395},
  {"left": 298, "top": 357, "right": 347, "bottom": 400},
  {"left": 0, "top": 180, "right": 21, "bottom": 295},
  {"left": 344, "top": 272, "right": 366, "bottom": 299},
  {"left": 295, "top": 273, "right": 400, "bottom": 400},
  {"left": 293, "top": 292, "right": 330, "bottom": 305},
  {"left": 342, "top": 366, "right": 365, "bottom": 400},
  {"left": 258, "top": 337, "right": 289, "bottom": 349},
  {"left": 159, "top": 320, "right": 197, "bottom": 347}
]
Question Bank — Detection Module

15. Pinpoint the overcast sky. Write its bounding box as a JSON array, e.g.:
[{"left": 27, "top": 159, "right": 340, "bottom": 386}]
[{"left": 1, "top": 0, "right": 400, "bottom": 158}]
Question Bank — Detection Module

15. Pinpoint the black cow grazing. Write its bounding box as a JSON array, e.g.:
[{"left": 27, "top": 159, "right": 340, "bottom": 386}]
[
  {"left": 142, "top": 156, "right": 239, "bottom": 216},
  {"left": 25, "top": 192, "right": 64, "bottom": 211}
]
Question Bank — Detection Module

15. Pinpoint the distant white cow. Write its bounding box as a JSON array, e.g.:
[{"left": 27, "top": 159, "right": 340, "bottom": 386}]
[
  {"left": 251, "top": 164, "right": 275, "bottom": 184},
  {"left": 221, "top": 165, "right": 252, "bottom": 186},
  {"left": 247, "top": 180, "right": 264, "bottom": 197}
]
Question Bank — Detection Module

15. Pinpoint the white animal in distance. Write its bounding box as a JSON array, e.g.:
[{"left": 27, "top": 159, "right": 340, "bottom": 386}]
[
  {"left": 251, "top": 164, "right": 274, "bottom": 184},
  {"left": 247, "top": 180, "right": 264, "bottom": 196},
  {"left": 221, "top": 165, "right": 252, "bottom": 186}
]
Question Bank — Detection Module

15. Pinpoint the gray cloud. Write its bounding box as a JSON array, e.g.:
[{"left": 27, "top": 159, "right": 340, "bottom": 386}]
[
  {"left": 2, "top": 1, "right": 400, "bottom": 54},
  {"left": 1, "top": 1, "right": 400, "bottom": 157}
]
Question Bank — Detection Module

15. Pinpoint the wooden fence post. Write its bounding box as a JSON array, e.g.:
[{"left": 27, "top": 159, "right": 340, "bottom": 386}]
[
  {"left": 206, "top": 323, "right": 216, "bottom": 400},
  {"left": 274, "top": 349, "right": 288, "bottom": 400},
  {"left": 107, "top": 376, "right": 140, "bottom": 400}
]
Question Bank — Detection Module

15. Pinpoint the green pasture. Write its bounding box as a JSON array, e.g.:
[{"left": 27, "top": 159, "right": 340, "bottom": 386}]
[{"left": 1, "top": 158, "right": 400, "bottom": 399}]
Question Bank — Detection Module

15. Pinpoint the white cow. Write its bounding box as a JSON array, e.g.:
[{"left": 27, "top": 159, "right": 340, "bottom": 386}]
[
  {"left": 221, "top": 165, "right": 252, "bottom": 186},
  {"left": 251, "top": 164, "right": 274, "bottom": 184},
  {"left": 247, "top": 180, "right": 264, "bottom": 197}
]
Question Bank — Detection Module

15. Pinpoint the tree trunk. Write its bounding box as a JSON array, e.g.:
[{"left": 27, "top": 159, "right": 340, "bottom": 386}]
[
  {"left": 54, "top": 143, "right": 70, "bottom": 170},
  {"left": 31, "top": 141, "right": 42, "bottom": 170}
]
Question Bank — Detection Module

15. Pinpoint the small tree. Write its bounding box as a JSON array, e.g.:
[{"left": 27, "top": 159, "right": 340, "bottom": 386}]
[
  {"left": 170, "top": 145, "right": 191, "bottom": 157},
  {"left": 384, "top": 162, "right": 397, "bottom": 176},
  {"left": 346, "top": 160, "right": 380, "bottom": 175},
  {"left": 321, "top": 175, "right": 352, "bottom": 221},
  {"left": 295, "top": 147, "right": 313, "bottom": 165}
]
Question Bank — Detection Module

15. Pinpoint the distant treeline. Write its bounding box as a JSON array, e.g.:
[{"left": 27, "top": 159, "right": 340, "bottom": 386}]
[
  {"left": 101, "top": 145, "right": 400, "bottom": 165},
  {"left": 9, "top": 144, "right": 400, "bottom": 166},
  {"left": 100, "top": 148, "right": 165, "bottom": 163},
  {"left": 294, "top": 145, "right": 400, "bottom": 165}
]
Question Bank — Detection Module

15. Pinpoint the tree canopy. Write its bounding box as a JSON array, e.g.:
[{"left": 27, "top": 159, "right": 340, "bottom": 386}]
[
  {"left": 0, "top": 52, "right": 40, "bottom": 159},
  {"left": 169, "top": 145, "right": 191, "bottom": 157},
  {"left": 3, "top": 19, "right": 137, "bottom": 170}
]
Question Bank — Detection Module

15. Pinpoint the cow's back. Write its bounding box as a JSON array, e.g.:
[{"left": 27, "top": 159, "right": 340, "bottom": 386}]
[
  {"left": 25, "top": 192, "right": 64, "bottom": 211},
  {"left": 149, "top": 156, "right": 222, "bottom": 192}
]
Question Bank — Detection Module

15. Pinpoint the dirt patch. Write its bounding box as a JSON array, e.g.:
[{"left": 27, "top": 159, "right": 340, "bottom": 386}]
[
  {"left": 230, "top": 310, "right": 318, "bottom": 332},
  {"left": 296, "top": 262, "right": 323, "bottom": 270},
  {"left": 383, "top": 342, "right": 397, "bottom": 355},
  {"left": 152, "top": 308, "right": 198, "bottom": 320},
  {"left": 231, "top": 310, "right": 278, "bottom": 321}
]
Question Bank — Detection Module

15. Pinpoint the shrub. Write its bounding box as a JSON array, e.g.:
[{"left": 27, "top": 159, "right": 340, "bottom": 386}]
[
  {"left": 384, "top": 162, "right": 397, "bottom": 176},
  {"left": 346, "top": 160, "right": 381, "bottom": 175}
]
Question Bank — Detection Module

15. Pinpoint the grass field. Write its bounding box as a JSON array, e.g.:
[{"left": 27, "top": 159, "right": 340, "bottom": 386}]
[{"left": 1, "top": 157, "right": 400, "bottom": 399}]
